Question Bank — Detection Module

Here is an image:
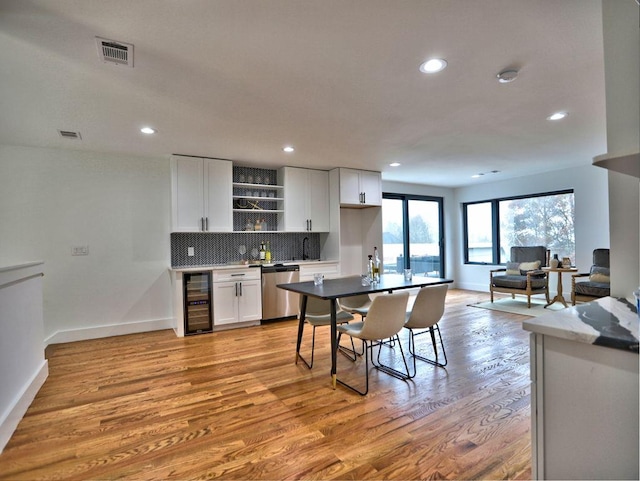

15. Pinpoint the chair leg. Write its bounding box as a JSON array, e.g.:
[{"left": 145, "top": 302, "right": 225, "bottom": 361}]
[
  {"left": 299, "top": 326, "right": 357, "bottom": 369},
  {"left": 371, "top": 334, "right": 411, "bottom": 381},
  {"left": 297, "top": 325, "right": 317, "bottom": 369},
  {"left": 336, "top": 338, "right": 370, "bottom": 396},
  {"left": 407, "top": 325, "right": 447, "bottom": 377}
]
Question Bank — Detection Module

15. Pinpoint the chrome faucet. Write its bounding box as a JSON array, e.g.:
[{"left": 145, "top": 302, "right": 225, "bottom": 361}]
[{"left": 302, "top": 236, "right": 309, "bottom": 260}]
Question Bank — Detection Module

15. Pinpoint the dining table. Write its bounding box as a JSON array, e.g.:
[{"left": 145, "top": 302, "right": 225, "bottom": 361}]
[{"left": 277, "top": 273, "right": 454, "bottom": 388}]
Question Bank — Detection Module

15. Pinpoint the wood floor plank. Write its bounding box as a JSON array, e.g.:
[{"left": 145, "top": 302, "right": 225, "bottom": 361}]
[{"left": 0, "top": 289, "right": 533, "bottom": 480}]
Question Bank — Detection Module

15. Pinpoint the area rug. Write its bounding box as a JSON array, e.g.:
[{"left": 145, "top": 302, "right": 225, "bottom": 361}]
[{"left": 469, "top": 297, "right": 567, "bottom": 317}]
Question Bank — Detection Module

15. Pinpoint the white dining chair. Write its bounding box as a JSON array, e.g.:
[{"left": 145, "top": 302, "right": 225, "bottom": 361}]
[
  {"left": 404, "top": 284, "right": 448, "bottom": 377},
  {"left": 336, "top": 292, "right": 410, "bottom": 395},
  {"left": 296, "top": 296, "right": 355, "bottom": 369}
]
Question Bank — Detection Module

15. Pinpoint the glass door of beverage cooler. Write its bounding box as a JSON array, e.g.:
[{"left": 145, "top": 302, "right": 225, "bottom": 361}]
[{"left": 183, "top": 272, "right": 213, "bottom": 335}]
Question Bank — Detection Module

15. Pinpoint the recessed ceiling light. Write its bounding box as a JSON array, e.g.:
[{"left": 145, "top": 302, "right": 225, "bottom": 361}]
[
  {"left": 283, "top": 145, "right": 295, "bottom": 153},
  {"left": 471, "top": 173, "right": 484, "bottom": 178},
  {"left": 389, "top": 162, "right": 401, "bottom": 167},
  {"left": 419, "top": 58, "right": 447, "bottom": 74},
  {"left": 140, "top": 127, "right": 156, "bottom": 134},
  {"left": 496, "top": 69, "right": 518, "bottom": 83},
  {"left": 547, "top": 112, "right": 568, "bottom": 121}
]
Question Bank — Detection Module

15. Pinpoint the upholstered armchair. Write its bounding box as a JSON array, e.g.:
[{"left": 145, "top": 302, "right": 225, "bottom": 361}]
[
  {"left": 571, "top": 248, "right": 610, "bottom": 305},
  {"left": 490, "top": 246, "right": 550, "bottom": 308}
]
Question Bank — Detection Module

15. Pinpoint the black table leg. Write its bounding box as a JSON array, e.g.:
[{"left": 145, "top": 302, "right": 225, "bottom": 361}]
[
  {"left": 330, "top": 298, "right": 337, "bottom": 388},
  {"left": 295, "top": 295, "right": 307, "bottom": 363}
]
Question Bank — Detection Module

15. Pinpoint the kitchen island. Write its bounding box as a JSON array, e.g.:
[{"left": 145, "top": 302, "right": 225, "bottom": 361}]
[{"left": 523, "top": 296, "right": 638, "bottom": 480}]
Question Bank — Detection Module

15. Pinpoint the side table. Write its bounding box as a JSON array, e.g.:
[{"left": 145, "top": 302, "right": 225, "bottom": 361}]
[{"left": 542, "top": 266, "right": 578, "bottom": 308}]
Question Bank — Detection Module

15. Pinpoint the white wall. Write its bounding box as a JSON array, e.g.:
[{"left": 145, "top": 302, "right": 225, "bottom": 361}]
[
  {"left": 0, "top": 145, "right": 174, "bottom": 343},
  {"left": 601, "top": 0, "right": 640, "bottom": 301},
  {"left": 455, "top": 164, "right": 609, "bottom": 293}
]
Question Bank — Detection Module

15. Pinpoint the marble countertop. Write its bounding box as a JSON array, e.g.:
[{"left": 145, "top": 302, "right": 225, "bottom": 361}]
[
  {"left": 170, "top": 259, "right": 338, "bottom": 272},
  {"left": 523, "top": 296, "right": 639, "bottom": 353}
]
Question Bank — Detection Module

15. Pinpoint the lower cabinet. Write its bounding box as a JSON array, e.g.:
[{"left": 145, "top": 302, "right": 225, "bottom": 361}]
[{"left": 212, "top": 268, "right": 262, "bottom": 326}]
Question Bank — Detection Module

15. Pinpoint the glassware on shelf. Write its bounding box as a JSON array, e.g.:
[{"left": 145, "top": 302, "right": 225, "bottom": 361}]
[
  {"left": 255, "top": 176, "right": 262, "bottom": 184},
  {"left": 238, "top": 174, "right": 245, "bottom": 183},
  {"left": 247, "top": 175, "right": 253, "bottom": 183}
]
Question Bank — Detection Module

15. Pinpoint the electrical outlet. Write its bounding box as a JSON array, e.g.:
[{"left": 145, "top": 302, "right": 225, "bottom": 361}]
[
  {"left": 72, "top": 245, "right": 89, "bottom": 256},
  {"left": 187, "top": 247, "right": 195, "bottom": 256}
]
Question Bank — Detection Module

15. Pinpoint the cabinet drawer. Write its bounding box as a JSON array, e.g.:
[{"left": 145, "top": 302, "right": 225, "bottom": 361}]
[{"left": 212, "top": 268, "right": 261, "bottom": 283}]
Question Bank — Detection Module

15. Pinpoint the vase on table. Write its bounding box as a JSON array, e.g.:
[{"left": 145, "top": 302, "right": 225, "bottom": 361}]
[{"left": 550, "top": 254, "right": 560, "bottom": 268}]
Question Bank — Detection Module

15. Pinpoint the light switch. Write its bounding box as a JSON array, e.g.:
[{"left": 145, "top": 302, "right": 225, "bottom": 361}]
[
  {"left": 187, "top": 247, "right": 195, "bottom": 256},
  {"left": 72, "top": 245, "right": 89, "bottom": 256}
]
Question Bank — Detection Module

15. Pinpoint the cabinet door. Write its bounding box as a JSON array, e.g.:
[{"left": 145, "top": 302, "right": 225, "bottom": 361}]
[
  {"left": 212, "top": 282, "right": 239, "bottom": 325},
  {"left": 308, "top": 169, "right": 330, "bottom": 231},
  {"left": 237, "top": 280, "right": 262, "bottom": 322},
  {"left": 203, "top": 158, "right": 233, "bottom": 232},
  {"left": 359, "top": 170, "right": 382, "bottom": 206},
  {"left": 283, "top": 167, "right": 310, "bottom": 231},
  {"left": 339, "top": 168, "right": 362, "bottom": 205},
  {"left": 171, "top": 156, "right": 205, "bottom": 231}
]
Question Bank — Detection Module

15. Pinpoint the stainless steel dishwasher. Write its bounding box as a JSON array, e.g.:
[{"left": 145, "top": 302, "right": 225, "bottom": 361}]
[{"left": 261, "top": 264, "right": 300, "bottom": 321}]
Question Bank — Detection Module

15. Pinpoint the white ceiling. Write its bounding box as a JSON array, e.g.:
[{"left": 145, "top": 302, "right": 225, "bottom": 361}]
[{"left": 0, "top": 0, "right": 608, "bottom": 187}]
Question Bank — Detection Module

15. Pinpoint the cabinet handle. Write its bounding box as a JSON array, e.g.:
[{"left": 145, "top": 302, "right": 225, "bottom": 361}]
[
  {"left": 239, "top": 282, "right": 243, "bottom": 296},
  {"left": 200, "top": 217, "right": 204, "bottom": 231},
  {"left": 205, "top": 217, "right": 209, "bottom": 231},
  {"left": 235, "top": 282, "right": 238, "bottom": 297},
  {"left": 363, "top": 192, "right": 366, "bottom": 204},
  {"left": 309, "top": 219, "right": 312, "bottom": 231}
]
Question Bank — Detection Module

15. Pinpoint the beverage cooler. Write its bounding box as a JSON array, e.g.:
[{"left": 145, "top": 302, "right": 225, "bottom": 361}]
[{"left": 183, "top": 272, "right": 213, "bottom": 335}]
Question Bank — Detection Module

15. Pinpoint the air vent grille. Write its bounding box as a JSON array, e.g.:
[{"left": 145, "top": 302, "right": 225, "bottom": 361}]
[
  {"left": 95, "top": 36, "right": 134, "bottom": 67},
  {"left": 58, "top": 130, "right": 81, "bottom": 140}
]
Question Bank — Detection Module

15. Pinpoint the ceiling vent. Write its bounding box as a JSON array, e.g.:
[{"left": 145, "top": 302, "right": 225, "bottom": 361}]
[
  {"left": 58, "top": 130, "right": 81, "bottom": 140},
  {"left": 95, "top": 36, "right": 134, "bottom": 67}
]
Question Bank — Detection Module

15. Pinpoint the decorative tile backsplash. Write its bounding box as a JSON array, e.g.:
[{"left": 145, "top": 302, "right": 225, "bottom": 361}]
[{"left": 171, "top": 232, "right": 320, "bottom": 267}]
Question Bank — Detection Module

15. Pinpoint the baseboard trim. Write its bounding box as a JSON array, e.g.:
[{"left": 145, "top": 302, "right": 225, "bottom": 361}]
[
  {"left": 45, "top": 318, "right": 174, "bottom": 346},
  {"left": 0, "top": 360, "right": 48, "bottom": 453}
]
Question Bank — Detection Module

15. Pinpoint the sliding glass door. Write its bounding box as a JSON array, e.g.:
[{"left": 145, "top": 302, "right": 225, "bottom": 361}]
[{"left": 382, "top": 194, "right": 444, "bottom": 278}]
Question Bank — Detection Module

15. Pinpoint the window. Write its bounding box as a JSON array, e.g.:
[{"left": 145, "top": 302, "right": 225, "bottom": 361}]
[
  {"left": 383, "top": 194, "right": 444, "bottom": 277},
  {"left": 464, "top": 190, "right": 575, "bottom": 265}
]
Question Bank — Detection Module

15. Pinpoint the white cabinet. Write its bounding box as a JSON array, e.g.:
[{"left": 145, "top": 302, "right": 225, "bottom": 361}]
[
  {"left": 171, "top": 155, "right": 232, "bottom": 232},
  {"left": 337, "top": 168, "right": 382, "bottom": 207},
  {"left": 299, "top": 261, "right": 340, "bottom": 282},
  {"left": 212, "top": 268, "right": 262, "bottom": 326},
  {"left": 281, "top": 167, "right": 330, "bottom": 232}
]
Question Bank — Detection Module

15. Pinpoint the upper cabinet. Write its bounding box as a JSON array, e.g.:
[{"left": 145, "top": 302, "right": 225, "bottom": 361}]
[
  {"left": 337, "top": 168, "right": 382, "bottom": 207},
  {"left": 171, "top": 155, "right": 233, "bottom": 232},
  {"left": 281, "top": 167, "right": 330, "bottom": 232}
]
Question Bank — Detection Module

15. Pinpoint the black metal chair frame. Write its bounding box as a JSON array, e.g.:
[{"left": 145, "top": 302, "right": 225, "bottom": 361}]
[
  {"left": 406, "top": 324, "right": 447, "bottom": 378},
  {"left": 336, "top": 331, "right": 411, "bottom": 396}
]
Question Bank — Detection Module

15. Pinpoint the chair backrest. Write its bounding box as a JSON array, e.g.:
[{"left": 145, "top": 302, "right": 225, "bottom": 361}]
[
  {"left": 338, "top": 294, "right": 371, "bottom": 311},
  {"left": 300, "top": 295, "right": 333, "bottom": 317},
  {"left": 406, "top": 284, "right": 448, "bottom": 329},
  {"left": 593, "top": 248, "right": 610, "bottom": 268},
  {"left": 358, "top": 292, "right": 409, "bottom": 341},
  {"left": 511, "top": 246, "right": 548, "bottom": 267}
]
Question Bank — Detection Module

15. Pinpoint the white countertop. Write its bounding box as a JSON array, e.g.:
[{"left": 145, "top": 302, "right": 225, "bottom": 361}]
[
  {"left": 523, "top": 296, "right": 639, "bottom": 353},
  {"left": 170, "top": 259, "right": 338, "bottom": 272}
]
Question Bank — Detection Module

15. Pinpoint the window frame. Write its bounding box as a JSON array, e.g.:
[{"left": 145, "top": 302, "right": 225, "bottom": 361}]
[
  {"left": 463, "top": 189, "right": 574, "bottom": 265},
  {"left": 382, "top": 192, "right": 445, "bottom": 277}
]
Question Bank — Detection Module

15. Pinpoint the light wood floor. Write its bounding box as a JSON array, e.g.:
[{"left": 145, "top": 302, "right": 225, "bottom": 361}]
[{"left": 0, "top": 290, "right": 534, "bottom": 480}]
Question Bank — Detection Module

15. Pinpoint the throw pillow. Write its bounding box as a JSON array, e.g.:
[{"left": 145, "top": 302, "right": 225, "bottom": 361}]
[
  {"left": 519, "top": 260, "right": 541, "bottom": 272},
  {"left": 505, "top": 262, "right": 520, "bottom": 275},
  {"left": 589, "top": 266, "right": 610, "bottom": 284}
]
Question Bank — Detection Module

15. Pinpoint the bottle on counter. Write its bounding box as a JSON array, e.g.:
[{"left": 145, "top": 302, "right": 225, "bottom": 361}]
[
  {"left": 259, "top": 242, "right": 266, "bottom": 262},
  {"left": 373, "top": 246, "right": 381, "bottom": 281},
  {"left": 367, "top": 254, "right": 374, "bottom": 282},
  {"left": 265, "top": 241, "right": 271, "bottom": 263}
]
